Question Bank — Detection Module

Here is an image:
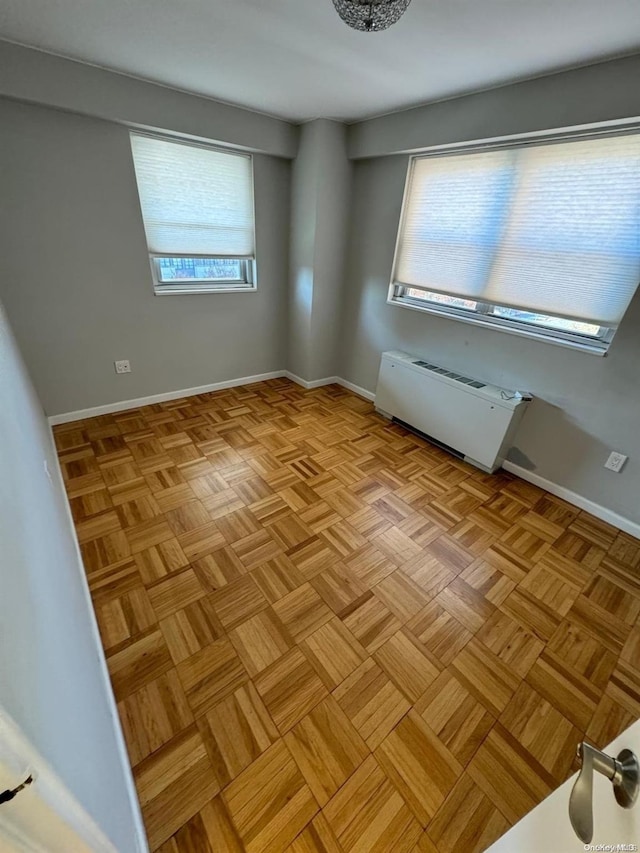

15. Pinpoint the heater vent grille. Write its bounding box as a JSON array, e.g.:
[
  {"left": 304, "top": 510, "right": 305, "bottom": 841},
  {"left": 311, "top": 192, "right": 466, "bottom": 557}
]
[{"left": 413, "top": 361, "right": 486, "bottom": 389}]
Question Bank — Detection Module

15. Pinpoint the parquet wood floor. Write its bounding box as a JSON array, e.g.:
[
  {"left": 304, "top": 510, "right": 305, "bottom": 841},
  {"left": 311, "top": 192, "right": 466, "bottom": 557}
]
[{"left": 54, "top": 378, "right": 640, "bottom": 853}]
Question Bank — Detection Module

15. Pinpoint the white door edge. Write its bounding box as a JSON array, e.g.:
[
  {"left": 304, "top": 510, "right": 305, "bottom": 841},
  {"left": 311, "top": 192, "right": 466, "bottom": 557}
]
[{"left": 0, "top": 704, "right": 117, "bottom": 852}]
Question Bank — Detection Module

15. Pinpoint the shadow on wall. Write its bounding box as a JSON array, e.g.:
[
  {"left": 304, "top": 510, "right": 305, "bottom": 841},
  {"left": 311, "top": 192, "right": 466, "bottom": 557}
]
[{"left": 506, "top": 396, "right": 620, "bottom": 488}]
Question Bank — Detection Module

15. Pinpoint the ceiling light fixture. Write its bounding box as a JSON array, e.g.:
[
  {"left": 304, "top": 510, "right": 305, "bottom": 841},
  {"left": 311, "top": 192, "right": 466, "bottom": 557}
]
[{"left": 331, "top": 0, "right": 413, "bottom": 32}]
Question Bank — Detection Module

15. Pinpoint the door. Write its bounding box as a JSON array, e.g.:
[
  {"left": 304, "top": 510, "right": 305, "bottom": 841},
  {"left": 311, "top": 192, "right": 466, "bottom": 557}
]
[
  {"left": 0, "top": 705, "right": 117, "bottom": 853},
  {"left": 487, "top": 719, "right": 640, "bottom": 851}
]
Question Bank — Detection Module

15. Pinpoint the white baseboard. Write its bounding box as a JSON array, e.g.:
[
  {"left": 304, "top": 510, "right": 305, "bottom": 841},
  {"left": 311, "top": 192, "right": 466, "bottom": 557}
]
[
  {"left": 282, "top": 372, "right": 376, "bottom": 401},
  {"left": 502, "top": 460, "right": 640, "bottom": 540},
  {"left": 49, "top": 370, "right": 378, "bottom": 426},
  {"left": 282, "top": 371, "right": 336, "bottom": 390},
  {"left": 47, "top": 371, "right": 286, "bottom": 425},
  {"left": 334, "top": 377, "right": 376, "bottom": 402}
]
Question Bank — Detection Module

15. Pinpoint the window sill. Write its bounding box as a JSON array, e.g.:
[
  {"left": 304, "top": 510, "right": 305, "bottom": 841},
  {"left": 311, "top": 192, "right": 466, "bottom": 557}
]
[
  {"left": 154, "top": 285, "right": 257, "bottom": 296},
  {"left": 387, "top": 296, "right": 609, "bottom": 356}
]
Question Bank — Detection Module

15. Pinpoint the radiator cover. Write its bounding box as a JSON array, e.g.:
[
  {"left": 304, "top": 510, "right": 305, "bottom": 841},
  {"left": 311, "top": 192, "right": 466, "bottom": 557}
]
[{"left": 375, "top": 351, "right": 530, "bottom": 473}]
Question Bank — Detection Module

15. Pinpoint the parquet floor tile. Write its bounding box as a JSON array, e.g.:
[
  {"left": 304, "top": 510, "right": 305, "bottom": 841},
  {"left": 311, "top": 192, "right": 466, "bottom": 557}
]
[
  {"left": 176, "top": 636, "right": 249, "bottom": 716},
  {"left": 160, "top": 596, "right": 224, "bottom": 664},
  {"left": 498, "top": 682, "right": 580, "bottom": 783},
  {"left": 134, "top": 725, "right": 221, "bottom": 850},
  {"left": 254, "top": 647, "right": 329, "bottom": 735},
  {"left": 118, "top": 669, "right": 194, "bottom": 766},
  {"left": 475, "top": 610, "right": 544, "bottom": 679},
  {"left": 450, "top": 638, "right": 520, "bottom": 716},
  {"left": 284, "top": 695, "right": 369, "bottom": 806},
  {"left": 526, "top": 650, "right": 600, "bottom": 730},
  {"left": 197, "top": 681, "right": 280, "bottom": 787},
  {"left": 374, "top": 628, "right": 440, "bottom": 703},
  {"left": 373, "top": 570, "right": 432, "bottom": 622},
  {"left": 95, "top": 583, "right": 157, "bottom": 651},
  {"left": 407, "top": 601, "right": 473, "bottom": 666},
  {"left": 284, "top": 814, "right": 342, "bottom": 853},
  {"left": 230, "top": 608, "right": 294, "bottom": 677},
  {"left": 587, "top": 693, "right": 637, "bottom": 749},
  {"left": 302, "top": 617, "right": 368, "bottom": 690},
  {"left": 375, "top": 710, "right": 462, "bottom": 826},
  {"left": 415, "top": 670, "right": 495, "bottom": 767},
  {"left": 333, "top": 658, "right": 411, "bottom": 750},
  {"left": 107, "top": 629, "right": 174, "bottom": 702},
  {"left": 54, "top": 378, "right": 640, "bottom": 851},
  {"left": 223, "top": 740, "right": 319, "bottom": 853},
  {"left": 323, "top": 755, "right": 422, "bottom": 853},
  {"left": 467, "top": 725, "right": 554, "bottom": 824},
  {"left": 426, "top": 773, "right": 510, "bottom": 853}
]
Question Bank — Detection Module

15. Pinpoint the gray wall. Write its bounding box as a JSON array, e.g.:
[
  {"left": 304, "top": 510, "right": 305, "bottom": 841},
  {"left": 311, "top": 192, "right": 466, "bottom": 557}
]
[
  {"left": 288, "top": 119, "right": 352, "bottom": 380},
  {"left": 338, "top": 154, "right": 640, "bottom": 524},
  {"left": 0, "top": 296, "right": 144, "bottom": 851},
  {"left": 0, "top": 40, "right": 297, "bottom": 158},
  {"left": 0, "top": 98, "right": 291, "bottom": 415},
  {"left": 288, "top": 122, "right": 318, "bottom": 379},
  {"left": 348, "top": 53, "right": 640, "bottom": 159},
  {"left": 309, "top": 121, "right": 352, "bottom": 380}
]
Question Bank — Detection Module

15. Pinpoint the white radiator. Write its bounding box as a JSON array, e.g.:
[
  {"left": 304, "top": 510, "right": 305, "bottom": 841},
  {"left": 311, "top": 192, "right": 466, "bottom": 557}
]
[{"left": 375, "top": 350, "right": 530, "bottom": 473}]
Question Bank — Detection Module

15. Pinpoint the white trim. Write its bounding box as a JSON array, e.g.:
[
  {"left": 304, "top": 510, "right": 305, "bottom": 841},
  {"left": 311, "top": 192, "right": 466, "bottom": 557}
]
[
  {"left": 45, "top": 428, "right": 149, "bottom": 852},
  {"left": 47, "top": 371, "right": 285, "bottom": 424},
  {"left": 387, "top": 295, "right": 608, "bottom": 356},
  {"left": 282, "top": 372, "right": 376, "bottom": 401},
  {"left": 334, "top": 377, "right": 376, "bottom": 401},
  {"left": 502, "top": 460, "right": 640, "bottom": 540},
  {"left": 48, "top": 372, "right": 378, "bottom": 426},
  {"left": 281, "top": 371, "right": 335, "bottom": 390}
]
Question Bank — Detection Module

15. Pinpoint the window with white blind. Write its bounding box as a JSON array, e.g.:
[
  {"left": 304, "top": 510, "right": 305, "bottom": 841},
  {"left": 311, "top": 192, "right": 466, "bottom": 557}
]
[
  {"left": 389, "top": 131, "right": 640, "bottom": 352},
  {"left": 130, "top": 133, "right": 256, "bottom": 294}
]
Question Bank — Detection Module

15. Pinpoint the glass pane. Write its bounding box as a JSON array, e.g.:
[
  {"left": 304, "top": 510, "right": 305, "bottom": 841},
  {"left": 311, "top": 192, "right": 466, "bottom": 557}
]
[
  {"left": 405, "top": 289, "right": 479, "bottom": 311},
  {"left": 157, "top": 257, "right": 244, "bottom": 282},
  {"left": 490, "top": 305, "right": 602, "bottom": 337}
]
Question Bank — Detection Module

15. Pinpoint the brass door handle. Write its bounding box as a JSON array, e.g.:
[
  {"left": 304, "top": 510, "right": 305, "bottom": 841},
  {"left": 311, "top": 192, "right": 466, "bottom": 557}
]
[{"left": 569, "top": 742, "right": 639, "bottom": 843}]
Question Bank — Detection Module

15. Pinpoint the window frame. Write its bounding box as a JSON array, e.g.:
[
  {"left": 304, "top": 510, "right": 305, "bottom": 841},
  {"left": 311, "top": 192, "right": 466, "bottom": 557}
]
[
  {"left": 389, "top": 286, "right": 615, "bottom": 354},
  {"left": 150, "top": 254, "right": 257, "bottom": 296},
  {"left": 387, "top": 124, "right": 640, "bottom": 355},
  {"left": 130, "top": 131, "right": 258, "bottom": 297}
]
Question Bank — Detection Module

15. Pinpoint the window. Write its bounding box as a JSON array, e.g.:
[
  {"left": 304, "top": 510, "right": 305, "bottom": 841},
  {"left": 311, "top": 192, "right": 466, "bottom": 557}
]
[
  {"left": 389, "top": 132, "right": 640, "bottom": 352},
  {"left": 130, "top": 133, "right": 256, "bottom": 294}
]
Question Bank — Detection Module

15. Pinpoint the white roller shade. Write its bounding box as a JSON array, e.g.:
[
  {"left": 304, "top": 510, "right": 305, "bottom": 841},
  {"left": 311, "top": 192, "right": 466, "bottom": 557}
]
[
  {"left": 130, "top": 134, "right": 255, "bottom": 258},
  {"left": 396, "top": 149, "right": 517, "bottom": 299},
  {"left": 394, "top": 133, "right": 640, "bottom": 327}
]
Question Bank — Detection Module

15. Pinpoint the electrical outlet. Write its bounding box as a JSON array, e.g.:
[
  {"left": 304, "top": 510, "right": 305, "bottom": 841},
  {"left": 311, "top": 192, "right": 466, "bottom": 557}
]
[
  {"left": 114, "top": 360, "right": 131, "bottom": 374},
  {"left": 605, "top": 451, "right": 627, "bottom": 473}
]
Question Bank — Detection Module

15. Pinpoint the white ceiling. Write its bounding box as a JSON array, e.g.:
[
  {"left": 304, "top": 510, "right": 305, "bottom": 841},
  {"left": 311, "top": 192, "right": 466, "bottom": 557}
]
[{"left": 1, "top": 0, "right": 639, "bottom": 123}]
